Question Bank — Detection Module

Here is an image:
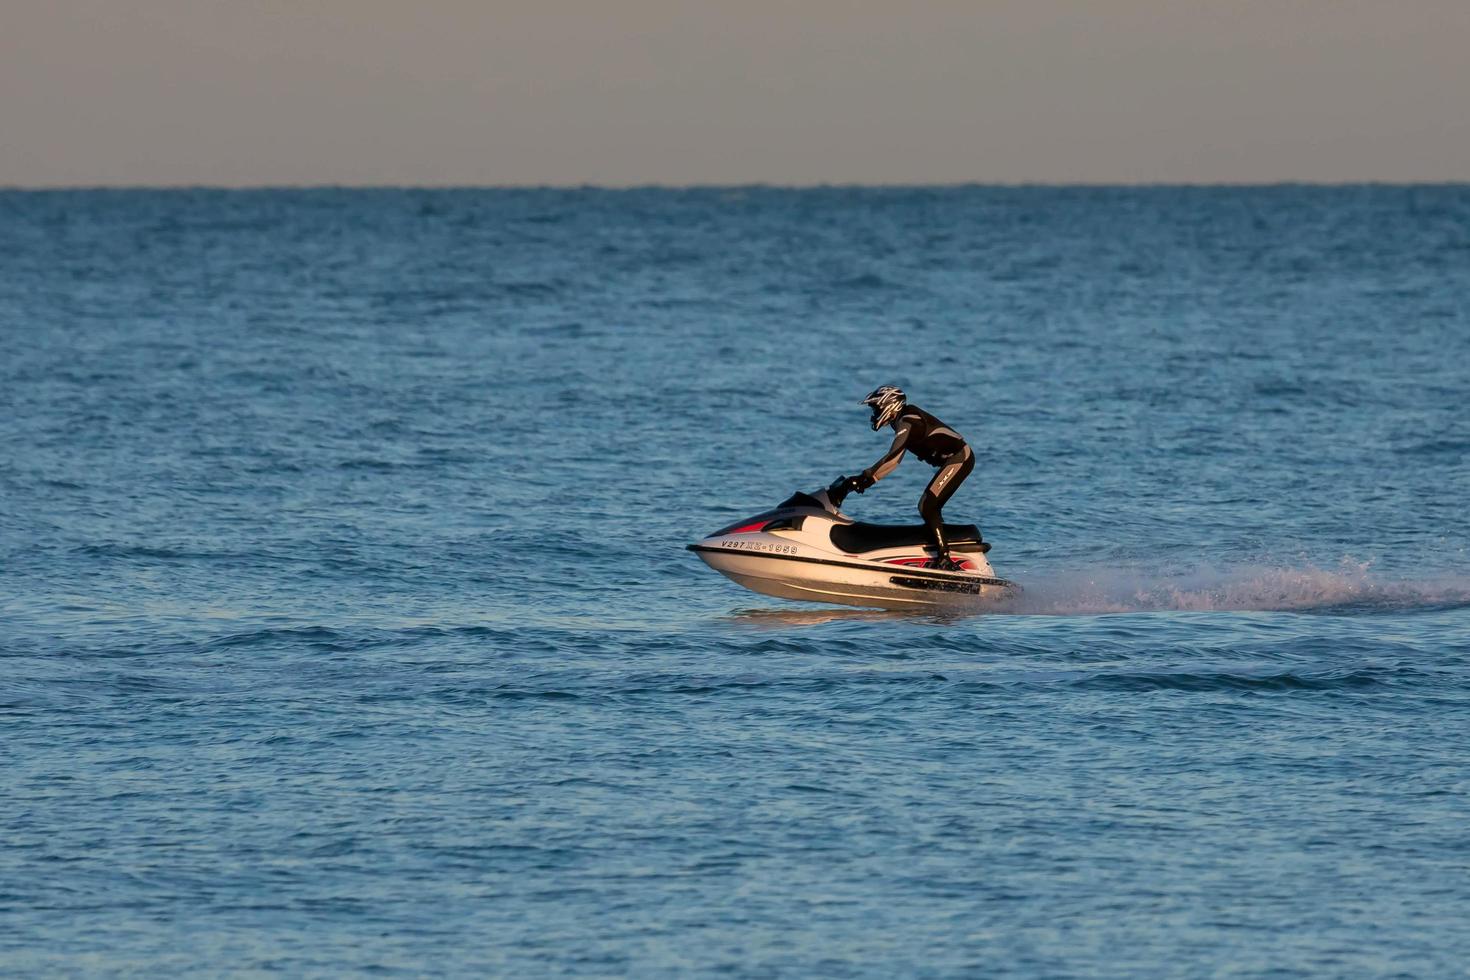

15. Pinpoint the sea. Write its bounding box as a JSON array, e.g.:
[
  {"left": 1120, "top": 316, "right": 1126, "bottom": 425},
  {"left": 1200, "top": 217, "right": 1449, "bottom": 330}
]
[{"left": 2, "top": 186, "right": 1469, "bottom": 976}]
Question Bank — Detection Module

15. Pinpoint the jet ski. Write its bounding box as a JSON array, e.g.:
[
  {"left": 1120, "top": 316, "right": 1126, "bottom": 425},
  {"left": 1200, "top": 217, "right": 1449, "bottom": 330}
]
[{"left": 688, "top": 477, "right": 1019, "bottom": 610}]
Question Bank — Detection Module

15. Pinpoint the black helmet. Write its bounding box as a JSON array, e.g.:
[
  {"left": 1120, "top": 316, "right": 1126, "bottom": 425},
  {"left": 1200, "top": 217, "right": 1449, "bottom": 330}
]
[{"left": 861, "top": 385, "right": 906, "bottom": 430}]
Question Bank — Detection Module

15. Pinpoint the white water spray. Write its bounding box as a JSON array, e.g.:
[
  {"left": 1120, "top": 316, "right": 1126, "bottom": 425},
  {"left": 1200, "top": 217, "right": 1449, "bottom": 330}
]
[{"left": 1000, "top": 559, "right": 1470, "bottom": 616}]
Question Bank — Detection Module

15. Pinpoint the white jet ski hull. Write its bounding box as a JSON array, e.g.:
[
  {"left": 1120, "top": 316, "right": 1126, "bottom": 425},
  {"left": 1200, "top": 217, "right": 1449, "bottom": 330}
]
[
  {"left": 689, "top": 480, "right": 1019, "bottom": 611},
  {"left": 691, "top": 546, "right": 1014, "bottom": 609}
]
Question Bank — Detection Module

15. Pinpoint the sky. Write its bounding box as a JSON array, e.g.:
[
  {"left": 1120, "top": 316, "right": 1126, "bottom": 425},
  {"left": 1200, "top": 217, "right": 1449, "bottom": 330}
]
[{"left": 3, "top": 0, "right": 1468, "bottom": 186}]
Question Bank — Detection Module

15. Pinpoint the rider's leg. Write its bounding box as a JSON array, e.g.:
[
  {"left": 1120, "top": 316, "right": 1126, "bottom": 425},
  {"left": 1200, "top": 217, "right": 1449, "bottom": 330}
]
[{"left": 919, "top": 447, "right": 975, "bottom": 567}]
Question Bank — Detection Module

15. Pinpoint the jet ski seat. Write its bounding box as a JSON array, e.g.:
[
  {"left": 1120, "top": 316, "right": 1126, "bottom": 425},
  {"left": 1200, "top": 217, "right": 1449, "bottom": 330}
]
[{"left": 829, "top": 521, "right": 987, "bottom": 555}]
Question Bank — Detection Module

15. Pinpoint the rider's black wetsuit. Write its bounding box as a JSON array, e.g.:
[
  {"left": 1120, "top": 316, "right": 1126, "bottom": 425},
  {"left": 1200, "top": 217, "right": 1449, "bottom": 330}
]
[{"left": 858, "top": 404, "right": 975, "bottom": 560}]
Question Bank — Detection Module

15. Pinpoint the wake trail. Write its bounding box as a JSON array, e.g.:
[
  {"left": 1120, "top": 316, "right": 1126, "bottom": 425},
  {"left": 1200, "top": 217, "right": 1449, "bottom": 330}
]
[{"left": 998, "top": 560, "right": 1470, "bottom": 616}]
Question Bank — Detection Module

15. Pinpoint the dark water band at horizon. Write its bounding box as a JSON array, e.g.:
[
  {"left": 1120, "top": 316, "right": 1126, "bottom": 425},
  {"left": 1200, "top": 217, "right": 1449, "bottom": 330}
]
[
  {"left": 8, "top": 180, "right": 1470, "bottom": 190},
  {"left": 3, "top": 186, "right": 1469, "bottom": 975}
]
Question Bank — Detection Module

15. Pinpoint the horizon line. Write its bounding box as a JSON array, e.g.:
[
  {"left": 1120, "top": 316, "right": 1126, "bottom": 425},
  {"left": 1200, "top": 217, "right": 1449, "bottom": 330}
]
[{"left": 4, "top": 179, "right": 1469, "bottom": 193}]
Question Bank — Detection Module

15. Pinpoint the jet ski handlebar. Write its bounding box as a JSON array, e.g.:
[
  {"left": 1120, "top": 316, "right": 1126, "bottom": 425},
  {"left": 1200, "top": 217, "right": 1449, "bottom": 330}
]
[{"left": 826, "top": 475, "right": 856, "bottom": 508}]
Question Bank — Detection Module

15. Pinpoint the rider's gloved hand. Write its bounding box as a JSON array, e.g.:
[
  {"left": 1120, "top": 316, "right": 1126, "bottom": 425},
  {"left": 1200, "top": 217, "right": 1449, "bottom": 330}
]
[{"left": 853, "top": 470, "right": 875, "bottom": 493}]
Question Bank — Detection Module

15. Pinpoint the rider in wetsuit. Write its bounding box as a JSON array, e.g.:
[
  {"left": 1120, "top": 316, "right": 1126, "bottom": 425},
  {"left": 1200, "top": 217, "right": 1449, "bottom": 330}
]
[{"left": 845, "top": 385, "right": 975, "bottom": 571}]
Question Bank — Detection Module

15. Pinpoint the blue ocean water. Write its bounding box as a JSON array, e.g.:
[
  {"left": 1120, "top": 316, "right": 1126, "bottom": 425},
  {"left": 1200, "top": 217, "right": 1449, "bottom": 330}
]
[{"left": 2, "top": 186, "right": 1469, "bottom": 975}]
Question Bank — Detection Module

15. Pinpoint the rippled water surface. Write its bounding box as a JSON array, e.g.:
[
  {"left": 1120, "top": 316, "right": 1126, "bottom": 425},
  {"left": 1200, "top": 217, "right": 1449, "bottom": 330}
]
[{"left": 3, "top": 187, "right": 1470, "bottom": 975}]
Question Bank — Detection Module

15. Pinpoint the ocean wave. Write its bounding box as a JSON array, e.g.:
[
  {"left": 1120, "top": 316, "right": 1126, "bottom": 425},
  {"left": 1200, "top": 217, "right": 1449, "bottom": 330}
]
[{"left": 1061, "top": 666, "right": 1401, "bottom": 693}]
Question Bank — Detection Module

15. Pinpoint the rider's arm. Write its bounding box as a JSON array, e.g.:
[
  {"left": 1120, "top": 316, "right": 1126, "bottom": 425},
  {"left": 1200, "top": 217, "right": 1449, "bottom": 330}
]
[{"left": 858, "top": 420, "right": 913, "bottom": 488}]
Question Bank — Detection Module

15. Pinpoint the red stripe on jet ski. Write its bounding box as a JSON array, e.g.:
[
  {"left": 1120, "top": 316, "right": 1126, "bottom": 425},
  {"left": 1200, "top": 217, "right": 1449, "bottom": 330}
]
[
  {"left": 725, "top": 520, "right": 770, "bottom": 534},
  {"left": 883, "top": 557, "right": 974, "bottom": 570}
]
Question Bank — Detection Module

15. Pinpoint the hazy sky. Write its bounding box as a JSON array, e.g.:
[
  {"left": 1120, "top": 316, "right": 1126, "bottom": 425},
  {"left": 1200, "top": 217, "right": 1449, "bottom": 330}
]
[{"left": 3, "top": 1, "right": 1468, "bottom": 186}]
